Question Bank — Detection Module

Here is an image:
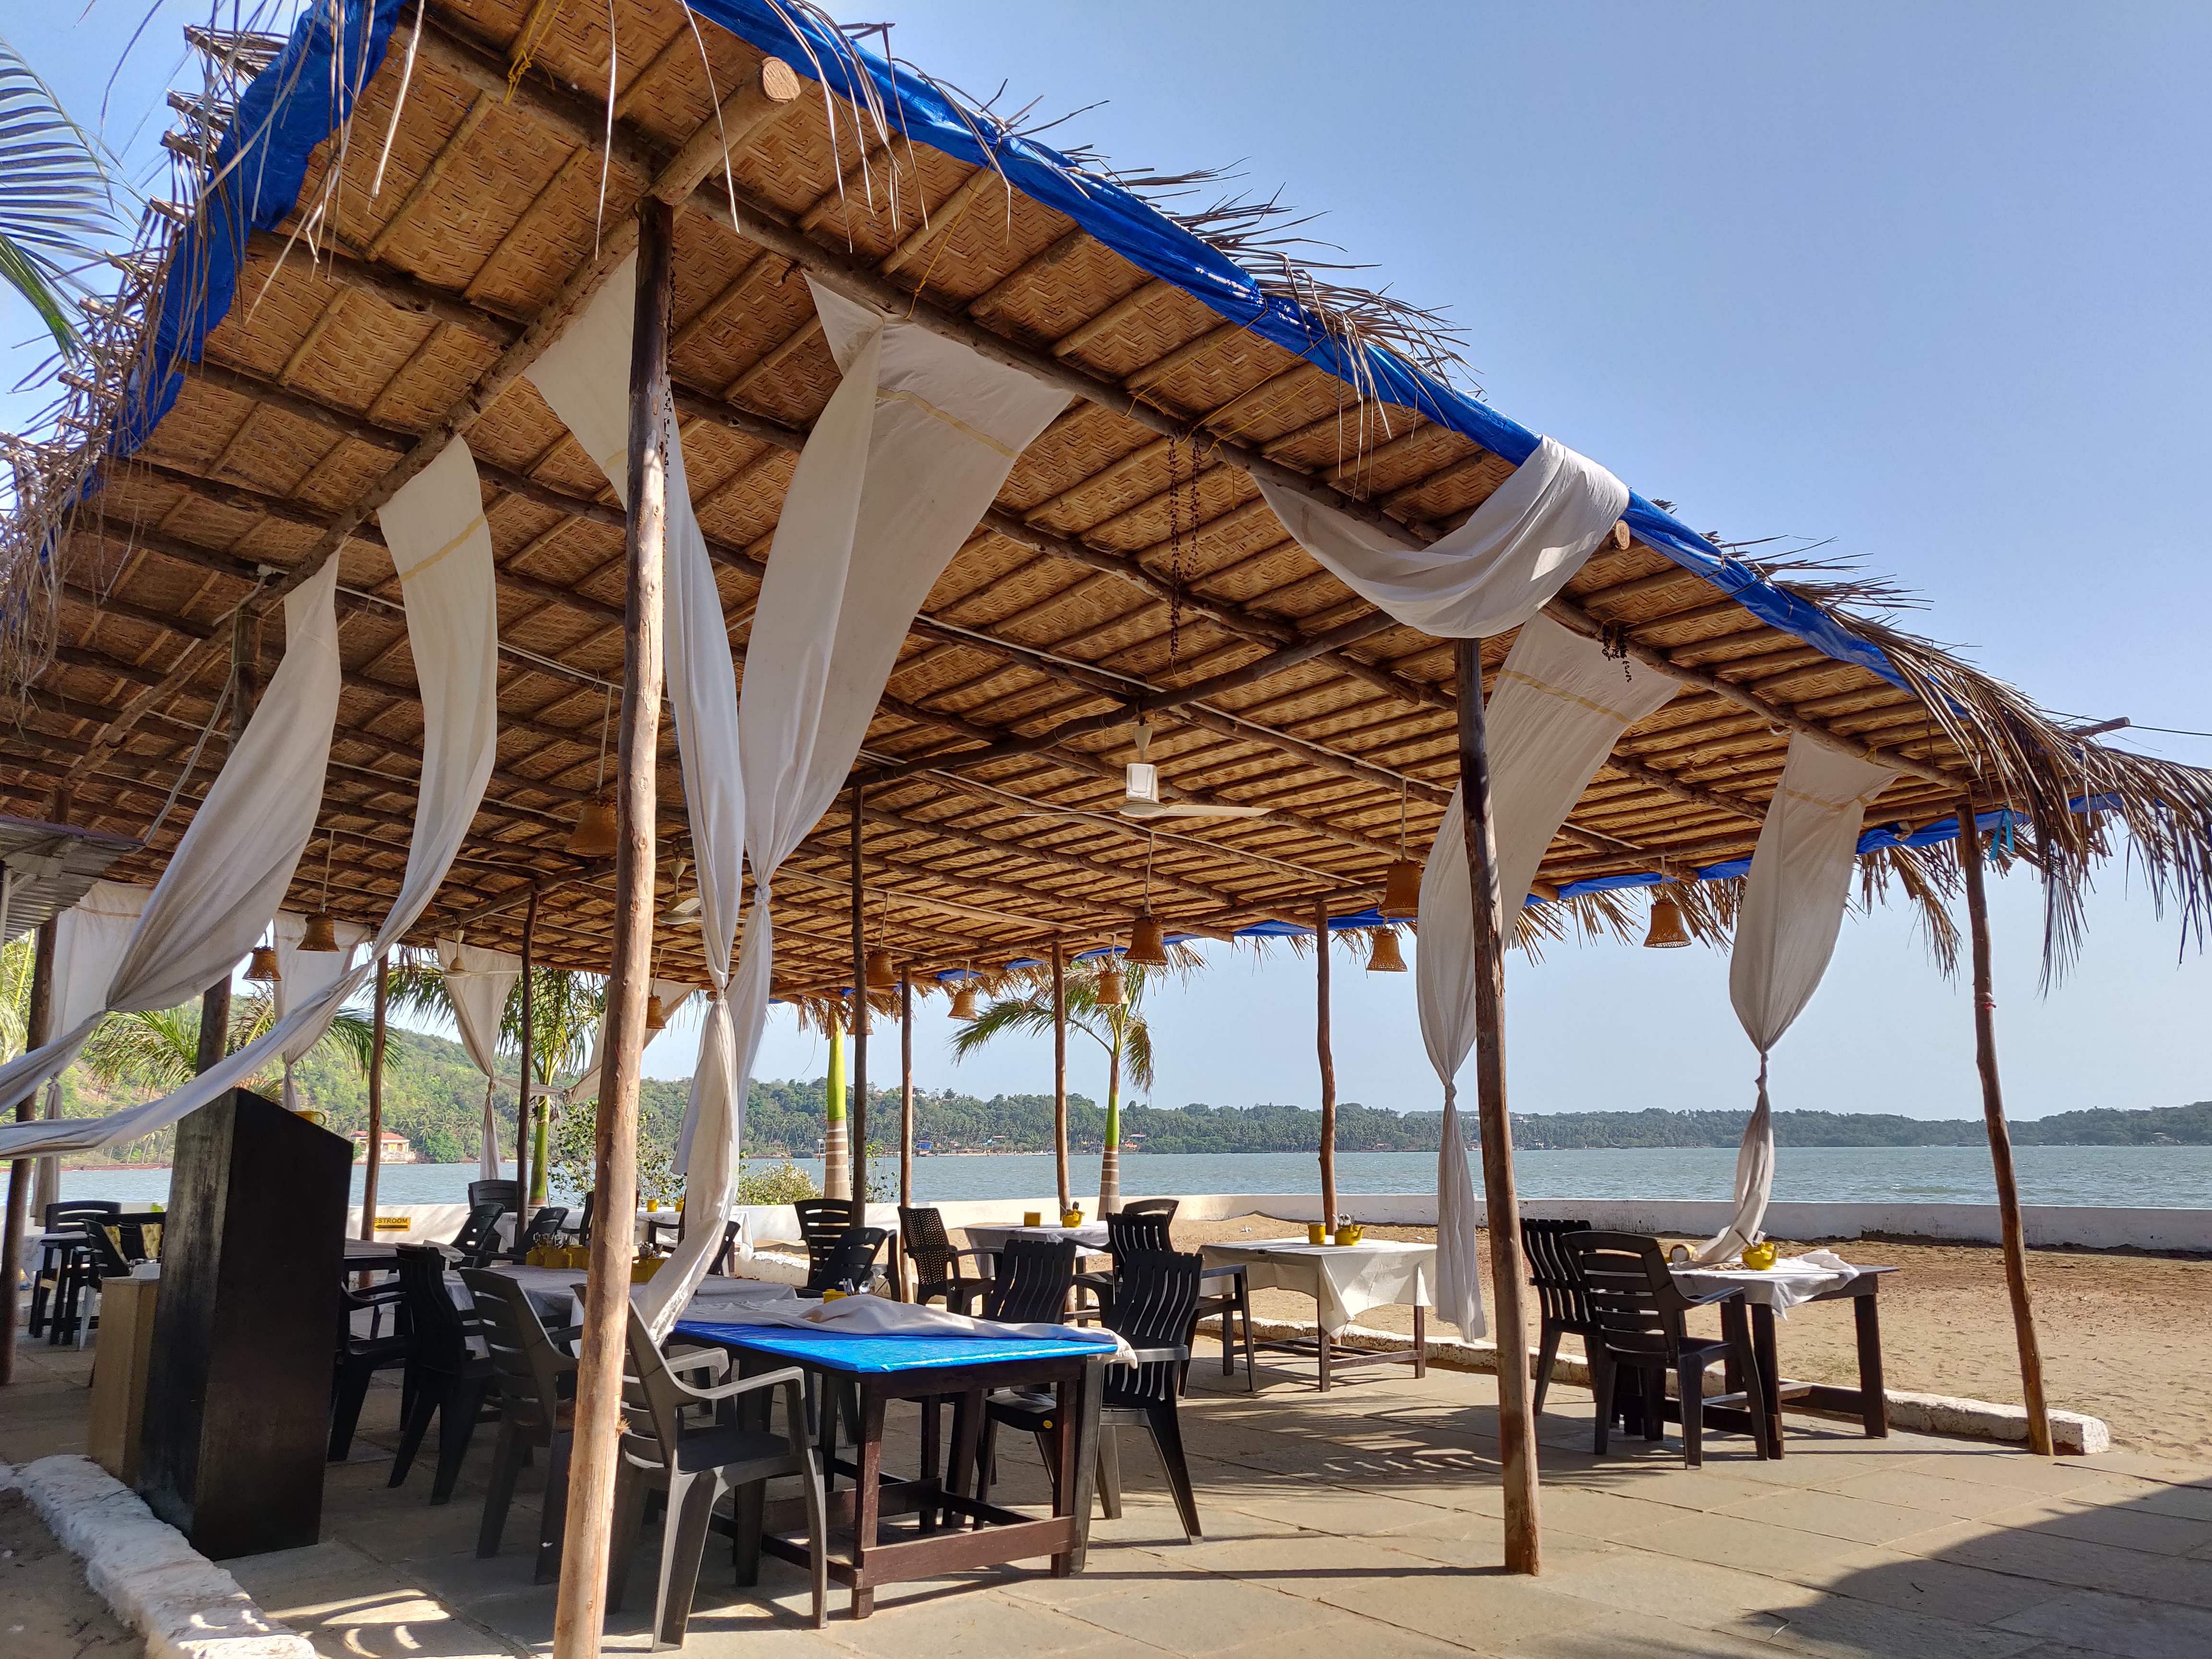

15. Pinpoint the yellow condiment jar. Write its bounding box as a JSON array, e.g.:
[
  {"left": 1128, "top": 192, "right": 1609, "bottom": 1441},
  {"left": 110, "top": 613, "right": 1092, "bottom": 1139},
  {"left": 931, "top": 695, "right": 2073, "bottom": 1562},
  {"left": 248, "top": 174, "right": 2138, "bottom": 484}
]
[
  {"left": 1022, "top": 1211, "right": 1043, "bottom": 1227},
  {"left": 1060, "top": 1209, "right": 1083, "bottom": 1228},
  {"left": 1306, "top": 1223, "right": 1327, "bottom": 1246},
  {"left": 1741, "top": 1240, "right": 1778, "bottom": 1272},
  {"left": 819, "top": 1288, "right": 846, "bottom": 1301}
]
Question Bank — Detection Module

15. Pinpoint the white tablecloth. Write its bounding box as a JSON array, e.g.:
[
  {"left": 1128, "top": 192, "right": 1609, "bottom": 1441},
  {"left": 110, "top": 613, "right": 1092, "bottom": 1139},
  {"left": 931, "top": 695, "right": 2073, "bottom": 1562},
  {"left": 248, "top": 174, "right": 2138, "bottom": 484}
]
[
  {"left": 452, "top": 1266, "right": 797, "bottom": 1326},
  {"left": 1201, "top": 1238, "right": 1436, "bottom": 1335},
  {"left": 1671, "top": 1250, "right": 1860, "bottom": 1316},
  {"left": 964, "top": 1222, "right": 1110, "bottom": 1253}
]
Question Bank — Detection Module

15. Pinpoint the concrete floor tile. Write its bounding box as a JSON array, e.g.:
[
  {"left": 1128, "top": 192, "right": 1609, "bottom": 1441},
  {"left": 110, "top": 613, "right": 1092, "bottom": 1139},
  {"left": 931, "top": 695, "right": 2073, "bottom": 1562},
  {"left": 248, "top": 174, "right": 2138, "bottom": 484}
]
[
  {"left": 1818, "top": 1467, "right": 2056, "bottom": 1519},
  {"left": 828, "top": 1587, "right": 1164, "bottom": 1659},
  {"left": 1970, "top": 1496, "right": 2212, "bottom": 1558},
  {"left": 1609, "top": 1509, "right": 1866, "bottom": 1581},
  {"left": 1756, "top": 1594, "right": 2045, "bottom": 1659},
  {"left": 1993, "top": 1587, "right": 2212, "bottom": 1659},
  {"left": 1496, "top": 1606, "right": 1788, "bottom": 1658},
  {"left": 1798, "top": 1546, "right": 2072, "bottom": 1628},
  {"left": 1538, "top": 1546, "right": 1821, "bottom": 1632},
  {"left": 1310, "top": 1568, "right": 1619, "bottom": 1653},
  {"left": 1049, "top": 1572, "right": 1328, "bottom": 1655},
  {"left": 1714, "top": 1484, "right": 1970, "bottom": 1546}
]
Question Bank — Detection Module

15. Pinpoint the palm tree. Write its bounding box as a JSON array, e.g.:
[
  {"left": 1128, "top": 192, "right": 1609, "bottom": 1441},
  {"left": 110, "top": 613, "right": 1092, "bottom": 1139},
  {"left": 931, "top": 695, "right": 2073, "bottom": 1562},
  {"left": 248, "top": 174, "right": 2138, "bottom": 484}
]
[
  {"left": 950, "top": 962, "right": 1160, "bottom": 1213},
  {"left": 0, "top": 36, "right": 118, "bottom": 356},
  {"left": 77, "top": 989, "right": 375, "bottom": 1095},
  {"left": 0, "top": 934, "right": 32, "bottom": 1058}
]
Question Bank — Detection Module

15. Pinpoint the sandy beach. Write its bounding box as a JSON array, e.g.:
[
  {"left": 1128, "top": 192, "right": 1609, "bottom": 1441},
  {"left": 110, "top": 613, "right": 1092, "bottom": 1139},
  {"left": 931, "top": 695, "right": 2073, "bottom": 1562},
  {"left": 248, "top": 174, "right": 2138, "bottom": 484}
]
[{"left": 1163, "top": 1213, "right": 2212, "bottom": 1459}]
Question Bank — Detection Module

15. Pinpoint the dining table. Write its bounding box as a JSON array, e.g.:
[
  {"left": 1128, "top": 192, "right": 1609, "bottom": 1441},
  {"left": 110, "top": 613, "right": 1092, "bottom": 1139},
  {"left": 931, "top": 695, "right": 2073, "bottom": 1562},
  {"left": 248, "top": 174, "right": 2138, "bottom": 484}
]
[
  {"left": 673, "top": 1313, "right": 1118, "bottom": 1618},
  {"left": 1670, "top": 1254, "right": 1895, "bottom": 1456},
  {"left": 962, "top": 1221, "right": 1111, "bottom": 1255},
  {"left": 1200, "top": 1237, "right": 1435, "bottom": 1390}
]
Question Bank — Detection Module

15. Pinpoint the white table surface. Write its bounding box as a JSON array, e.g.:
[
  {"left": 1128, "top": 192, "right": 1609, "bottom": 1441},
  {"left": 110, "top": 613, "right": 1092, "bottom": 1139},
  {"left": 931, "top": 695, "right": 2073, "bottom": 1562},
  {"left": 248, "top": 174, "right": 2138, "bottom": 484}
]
[
  {"left": 964, "top": 1222, "right": 1111, "bottom": 1252},
  {"left": 452, "top": 1265, "right": 798, "bottom": 1324},
  {"left": 1671, "top": 1251, "right": 1860, "bottom": 1314},
  {"left": 1201, "top": 1238, "right": 1435, "bottom": 1335}
]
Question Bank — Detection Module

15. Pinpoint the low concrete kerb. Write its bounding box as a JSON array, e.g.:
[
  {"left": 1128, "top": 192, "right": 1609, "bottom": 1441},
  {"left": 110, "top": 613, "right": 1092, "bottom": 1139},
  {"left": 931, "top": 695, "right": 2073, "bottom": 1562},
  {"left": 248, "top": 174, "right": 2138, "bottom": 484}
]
[
  {"left": 0, "top": 1455, "right": 313, "bottom": 1659},
  {"left": 1229, "top": 1315, "right": 2111, "bottom": 1456}
]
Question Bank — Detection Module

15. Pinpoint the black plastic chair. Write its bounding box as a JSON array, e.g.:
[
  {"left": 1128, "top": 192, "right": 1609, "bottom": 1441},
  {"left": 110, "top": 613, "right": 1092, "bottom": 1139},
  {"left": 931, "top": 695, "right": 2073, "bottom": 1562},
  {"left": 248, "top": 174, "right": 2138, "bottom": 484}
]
[
  {"left": 29, "top": 1201, "right": 117, "bottom": 1341},
  {"left": 983, "top": 1237, "right": 1078, "bottom": 1323},
  {"left": 388, "top": 1244, "right": 499, "bottom": 1502},
  {"left": 608, "top": 1305, "right": 827, "bottom": 1643},
  {"left": 1564, "top": 1231, "right": 1772, "bottom": 1467},
  {"left": 469, "top": 1177, "right": 520, "bottom": 1214},
  {"left": 330, "top": 1274, "right": 411, "bottom": 1461},
  {"left": 449, "top": 1200, "right": 508, "bottom": 1267},
  {"left": 1120, "top": 1197, "right": 1179, "bottom": 1221},
  {"left": 792, "top": 1197, "right": 862, "bottom": 1284},
  {"left": 980, "top": 1249, "right": 1203, "bottom": 1541},
  {"left": 567, "top": 1189, "right": 597, "bottom": 1246},
  {"left": 1522, "top": 1218, "right": 1599, "bottom": 1415},
  {"left": 519, "top": 1207, "right": 569, "bottom": 1252},
  {"left": 461, "top": 1269, "right": 579, "bottom": 1581},
  {"left": 898, "top": 1206, "right": 991, "bottom": 1313},
  {"left": 50, "top": 1211, "right": 156, "bottom": 1346},
  {"left": 1073, "top": 1212, "right": 1170, "bottom": 1321},
  {"left": 801, "top": 1226, "right": 887, "bottom": 1297}
]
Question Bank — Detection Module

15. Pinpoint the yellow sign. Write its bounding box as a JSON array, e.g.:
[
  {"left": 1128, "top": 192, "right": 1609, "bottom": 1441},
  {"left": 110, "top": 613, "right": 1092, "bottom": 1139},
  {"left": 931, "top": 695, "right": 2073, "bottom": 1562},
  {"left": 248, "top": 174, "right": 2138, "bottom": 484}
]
[{"left": 372, "top": 1216, "right": 411, "bottom": 1231}]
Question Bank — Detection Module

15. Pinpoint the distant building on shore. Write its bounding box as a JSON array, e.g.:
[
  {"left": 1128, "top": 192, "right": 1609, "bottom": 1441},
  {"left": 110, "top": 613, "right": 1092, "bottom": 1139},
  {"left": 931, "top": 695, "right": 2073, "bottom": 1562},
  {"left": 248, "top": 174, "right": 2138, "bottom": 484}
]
[{"left": 349, "top": 1130, "right": 416, "bottom": 1166}]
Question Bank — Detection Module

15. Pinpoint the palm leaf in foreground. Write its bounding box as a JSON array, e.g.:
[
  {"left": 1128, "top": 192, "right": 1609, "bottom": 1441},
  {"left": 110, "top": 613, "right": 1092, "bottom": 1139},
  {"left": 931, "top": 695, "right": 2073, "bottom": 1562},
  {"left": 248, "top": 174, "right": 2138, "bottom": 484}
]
[{"left": 0, "top": 38, "right": 118, "bottom": 355}]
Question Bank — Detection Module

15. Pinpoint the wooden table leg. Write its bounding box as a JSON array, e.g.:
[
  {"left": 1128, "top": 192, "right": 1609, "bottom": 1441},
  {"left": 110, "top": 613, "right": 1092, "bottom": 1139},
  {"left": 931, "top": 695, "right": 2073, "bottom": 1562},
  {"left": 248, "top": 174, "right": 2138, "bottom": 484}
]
[
  {"left": 918, "top": 1393, "right": 941, "bottom": 1530},
  {"left": 1056, "top": 1355, "right": 1104, "bottom": 1577},
  {"left": 1751, "top": 1303, "right": 1784, "bottom": 1459},
  {"left": 949, "top": 1387, "right": 985, "bottom": 1531},
  {"left": 849, "top": 1386, "right": 887, "bottom": 1620},
  {"left": 1317, "top": 1324, "right": 1332, "bottom": 1392},
  {"left": 1853, "top": 1291, "right": 1890, "bottom": 1437},
  {"left": 1412, "top": 1305, "right": 1427, "bottom": 1378}
]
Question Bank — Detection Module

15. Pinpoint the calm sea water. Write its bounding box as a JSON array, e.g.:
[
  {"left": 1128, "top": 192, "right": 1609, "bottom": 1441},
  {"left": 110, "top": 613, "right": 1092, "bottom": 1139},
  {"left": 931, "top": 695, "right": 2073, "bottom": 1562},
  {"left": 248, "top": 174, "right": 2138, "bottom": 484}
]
[{"left": 49, "top": 1143, "right": 2212, "bottom": 1210}]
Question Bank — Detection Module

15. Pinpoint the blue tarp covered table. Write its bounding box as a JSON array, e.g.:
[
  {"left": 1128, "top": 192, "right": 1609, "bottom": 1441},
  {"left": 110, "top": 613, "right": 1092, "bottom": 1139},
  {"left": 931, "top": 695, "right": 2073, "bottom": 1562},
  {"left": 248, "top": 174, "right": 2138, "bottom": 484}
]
[{"left": 673, "top": 1319, "right": 1118, "bottom": 1617}]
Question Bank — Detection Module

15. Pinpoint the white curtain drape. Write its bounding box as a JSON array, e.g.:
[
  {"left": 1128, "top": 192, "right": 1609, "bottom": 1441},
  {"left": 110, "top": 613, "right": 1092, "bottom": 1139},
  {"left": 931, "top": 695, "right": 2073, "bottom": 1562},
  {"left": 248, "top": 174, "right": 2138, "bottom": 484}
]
[
  {"left": 0, "top": 436, "right": 501, "bottom": 1158},
  {"left": 1262, "top": 444, "right": 1630, "bottom": 1340},
  {"left": 439, "top": 937, "right": 522, "bottom": 1181},
  {"left": 0, "top": 562, "right": 344, "bottom": 1132},
  {"left": 30, "top": 881, "right": 150, "bottom": 1209},
  {"left": 559, "top": 978, "right": 697, "bottom": 1110},
  {"left": 1699, "top": 736, "right": 1897, "bottom": 1262},
  {"left": 1412, "top": 616, "right": 1671, "bottom": 1334},
  {"left": 271, "top": 910, "right": 370, "bottom": 1111},
  {"left": 530, "top": 268, "right": 1066, "bottom": 1335}
]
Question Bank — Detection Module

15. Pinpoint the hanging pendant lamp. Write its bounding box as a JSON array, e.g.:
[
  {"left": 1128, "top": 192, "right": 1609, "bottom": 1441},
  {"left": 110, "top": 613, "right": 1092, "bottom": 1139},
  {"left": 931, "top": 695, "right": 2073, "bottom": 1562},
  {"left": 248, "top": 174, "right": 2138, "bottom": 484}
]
[
  {"left": 865, "top": 947, "right": 897, "bottom": 990},
  {"left": 644, "top": 992, "right": 668, "bottom": 1031},
  {"left": 1095, "top": 962, "right": 1126, "bottom": 1007},
  {"left": 1126, "top": 910, "right": 1170, "bottom": 966},
  {"left": 1643, "top": 890, "right": 1692, "bottom": 949},
  {"left": 244, "top": 944, "right": 281, "bottom": 983},
  {"left": 1380, "top": 781, "right": 1422, "bottom": 918},
  {"left": 568, "top": 686, "right": 620, "bottom": 857},
  {"left": 1366, "top": 928, "right": 1408, "bottom": 973},
  {"left": 950, "top": 981, "right": 980, "bottom": 1021},
  {"left": 299, "top": 911, "right": 340, "bottom": 953}
]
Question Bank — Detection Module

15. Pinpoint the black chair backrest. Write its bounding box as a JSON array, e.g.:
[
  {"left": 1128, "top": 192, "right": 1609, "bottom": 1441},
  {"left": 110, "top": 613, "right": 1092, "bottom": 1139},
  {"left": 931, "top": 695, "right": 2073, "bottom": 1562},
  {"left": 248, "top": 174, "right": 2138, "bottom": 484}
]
[
  {"left": 450, "top": 1201, "right": 506, "bottom": 1265},
  {"left": 709, "top": 1218, "right": 744, "bottom": 1276},
  {"left": 803, "top": 1226, "right": 887, "bottom": 1296},
  {"left": 1563, "top": 1231, "right": 1701, "bottom": 1371},
  {"left": 983, "top": 1237, "right": 1076, "bottom": 1323},
  {"left": 1106, "top": 1211, "right": 1172, "bottom": 1264},
  {"left": 1104, "top": 1250, "right": 1203, "bottom": 1407},
  {"left": 461, "top": 1269, "right": 571, "bottom": 1439},
  {"left": 1521, "top": 1218, "right": 1596, "bottom": 1327},
  {"left": 469, "top": 1178, "right": 520, "bottom": 1218},
  {"left": 395, "top": 1243, "right": 478, "bottom": 1368},
  {"left": 521, "top": 1207, "right": 568, "bottom": 1248},
  {"left": 795, "top": 1197, "right": 863, "bottom": 1279},
  {"left": 45, "top": 1200, "right": 120, "bottom": 1230},
  {"left": 74, "top": 1215, "right": 135, "bottom": 1279},
  {"left": 898, "top": 1206, "right": 956, "bottom": 1284},
  {"left": 575, "top": 1189, "right": 596, "bottom": 1244},
  {"left": 1120, "top": 1197, "right": 1179, "bottom": 1221}
]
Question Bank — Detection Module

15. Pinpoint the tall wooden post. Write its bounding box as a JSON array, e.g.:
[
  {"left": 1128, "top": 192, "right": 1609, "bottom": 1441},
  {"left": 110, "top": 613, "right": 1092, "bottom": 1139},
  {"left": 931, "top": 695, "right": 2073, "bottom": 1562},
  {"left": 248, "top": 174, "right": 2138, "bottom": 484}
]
[
  {"left": 517, "top": 888, "right": 539, "bottom": 1217},
  {"left": 1, "top": 916, "right": 57, "bottom": 1386},
  {"left": 551, "top": 197, "right": 671, "bottom": 1659},
  {"left": 849, "top": 788, "right": 868, "bottom": 1205},
  {"left": 1315, "top": 894, "right": 1339, "bottom": 1227},
  {"left": 1957, "top": 796, "right": 2054, "bottom": 1456},
  {"left": 899, "top": 967, "right": 915, "bottom": 1208},
  {"left": 1051, "top": 939, "right": 1071, "bottom": 1215},
  {"left": 361, "top": 956, "right": 388, "bottom": 1244},
  {"left": 195, "top": 614, "right": 256, "bottom": 1076},
  {"left": 1454, "top": 638, "right": 1541, "bottom": 1575}
]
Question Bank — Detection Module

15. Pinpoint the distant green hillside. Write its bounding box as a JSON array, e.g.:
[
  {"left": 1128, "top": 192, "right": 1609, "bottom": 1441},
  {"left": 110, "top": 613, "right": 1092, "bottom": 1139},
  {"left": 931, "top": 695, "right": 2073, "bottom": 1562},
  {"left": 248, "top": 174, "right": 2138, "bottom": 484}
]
[{"left": 58, "top": 1019, "right": 2211, "bottom": 1165}]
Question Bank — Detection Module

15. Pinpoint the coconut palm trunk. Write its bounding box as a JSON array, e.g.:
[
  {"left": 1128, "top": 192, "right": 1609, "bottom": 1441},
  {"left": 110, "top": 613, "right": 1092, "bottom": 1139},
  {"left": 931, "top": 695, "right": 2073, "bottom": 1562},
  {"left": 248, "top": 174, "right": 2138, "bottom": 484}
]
[
  {"left": 1099, "top": 1048, "right": 1122, "bottom": 1214},
  {"left": 823, "top": 1009, "right": 850, "bottom": 1200}
]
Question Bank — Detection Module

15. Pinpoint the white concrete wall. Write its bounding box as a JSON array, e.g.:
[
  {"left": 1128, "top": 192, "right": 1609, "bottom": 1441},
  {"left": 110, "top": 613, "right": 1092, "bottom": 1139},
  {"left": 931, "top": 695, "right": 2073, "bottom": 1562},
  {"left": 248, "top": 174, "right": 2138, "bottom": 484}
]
[{"left": 352, "top": 1194, "right": 2212, "bottom": 1252}]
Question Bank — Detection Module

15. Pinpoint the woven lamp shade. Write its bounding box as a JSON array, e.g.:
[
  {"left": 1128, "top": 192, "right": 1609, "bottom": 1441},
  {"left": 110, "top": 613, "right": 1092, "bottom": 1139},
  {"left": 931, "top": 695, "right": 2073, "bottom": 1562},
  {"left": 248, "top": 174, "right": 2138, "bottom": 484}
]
[
  {"left": 1380, "top": 858, "right": 1423, "bottom": 919},
  {"left": 644, "top": 993, "right": 668, "bottom": 1031},
  {"left": 1366, "top": 929, "right": 1407, "bottom": 973},
  {"left": 950, "top": 982, "right": 980, "bottom": 1020},
  {"left": 1094, "top": 963, "right": 1126, "bottom": 1007},
  {"left": 1644, "top": 892, "right": 1692, "bottom": 949},
  {"left": 298, "top": 912, "right": 340, "bottom": 953},
  {"left": 244, "top": 945, "right": 281, "bottom": 983},
  {"left": 1125, "top": 912, "right": 1170, "bottom": 966},
  {"left": 566, "top": 793, "right": 618, "bottom": 859},
  {"left": 865, "top": 947, "right": 897, "bottom": 989}
]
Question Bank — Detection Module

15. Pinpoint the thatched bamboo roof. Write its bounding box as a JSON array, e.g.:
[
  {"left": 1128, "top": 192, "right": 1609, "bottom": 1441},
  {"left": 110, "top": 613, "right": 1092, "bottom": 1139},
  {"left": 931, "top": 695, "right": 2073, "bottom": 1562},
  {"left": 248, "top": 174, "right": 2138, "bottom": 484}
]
[{"left": 5, "top": 0, "right": 2209, "bottom": 1004}]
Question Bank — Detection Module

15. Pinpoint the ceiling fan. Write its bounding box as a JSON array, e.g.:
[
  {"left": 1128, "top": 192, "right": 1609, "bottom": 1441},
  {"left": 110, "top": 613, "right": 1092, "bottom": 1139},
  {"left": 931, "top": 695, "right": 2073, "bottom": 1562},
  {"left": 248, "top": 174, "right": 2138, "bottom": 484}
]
[
  {"left": 660, "top": 859, "right": 701, "bottom": 926},
  {"left": 1116, "top": 722, "right": 1272, "bottom": 820}
]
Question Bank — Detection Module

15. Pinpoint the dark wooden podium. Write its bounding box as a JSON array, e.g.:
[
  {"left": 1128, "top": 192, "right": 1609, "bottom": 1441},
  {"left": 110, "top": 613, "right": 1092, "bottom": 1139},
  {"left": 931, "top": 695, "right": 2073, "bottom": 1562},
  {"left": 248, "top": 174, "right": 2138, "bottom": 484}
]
[{"left": 138, "top": 1086, "right": 350, "bottom": 1559}]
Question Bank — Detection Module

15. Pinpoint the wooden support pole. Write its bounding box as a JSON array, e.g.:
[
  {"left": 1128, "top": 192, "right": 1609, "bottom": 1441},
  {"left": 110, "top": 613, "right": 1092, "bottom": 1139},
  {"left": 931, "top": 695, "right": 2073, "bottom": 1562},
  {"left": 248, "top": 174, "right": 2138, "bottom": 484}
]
[
  {"left": 1052, "top": 939, "right": 1071, "bottom": 1215},
  {"left": 517, "top": 888, "right": 540, "bottom": 1217},
  {"left": 551, "top": 195, "right": 672, "bottom": 1659},
  {"left": 899, "top": 966, "right": 915, "bottom": 1210},
  {"left": 1, "top": 916, "right": 57, "bottom": 1386},
  {"left": 1315, "top": 893, "right": 1338, "bottom": 1228},
  {"left": 850, "top": 787, "right": 868, "bottom": 1204},
  {"left": 1957, "top": 795, "right": 2054, "bottom": 1457},
  {"left": 1453, "top": 638, "right": 1541, "bottom": 1575},
  {"left": 361, "top": 956, "right": 388, "bottom": 1243}
]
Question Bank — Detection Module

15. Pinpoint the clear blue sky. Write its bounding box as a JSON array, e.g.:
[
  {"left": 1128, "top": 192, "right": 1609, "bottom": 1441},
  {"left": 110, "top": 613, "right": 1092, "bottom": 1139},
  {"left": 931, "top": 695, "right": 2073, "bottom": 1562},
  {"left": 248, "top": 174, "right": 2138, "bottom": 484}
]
[{"left": 8, "top": 3, "right": 2207, "bottom": 1123}]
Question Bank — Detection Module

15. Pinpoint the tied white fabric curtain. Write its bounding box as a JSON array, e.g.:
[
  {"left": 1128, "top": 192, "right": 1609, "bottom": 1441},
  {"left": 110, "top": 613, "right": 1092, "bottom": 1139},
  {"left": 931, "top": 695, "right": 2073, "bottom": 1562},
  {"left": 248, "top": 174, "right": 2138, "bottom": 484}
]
[
  {"left": 1261, "top": 443, "right": 1629, "bottom": 1340},
  {"left": 0, "top": 436, "right": 502, "bottom": 1158},
  {"left": 0, "top": 561, "right": 345, "bottom": 1142},
  {"left": 439, "top": 938, "right": 522, "bottom": 1182},
  {"left": 1699, "top": 736, "right": 1898, "bottom": 1262},
  {"left": 531, "top": 267, "right": 1066, "bottom": 1336},
  {"left": 560, "top": 978, "right": 697, "bottom": 1109},
  {"left": 30, "top": 881, "right": 150, "bottom": 1209},
  {"left": 272, "top": 910, "right": 370, "bottom": 1112}
]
